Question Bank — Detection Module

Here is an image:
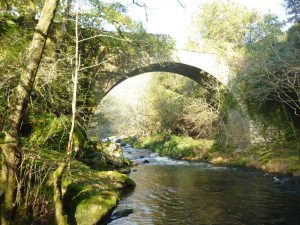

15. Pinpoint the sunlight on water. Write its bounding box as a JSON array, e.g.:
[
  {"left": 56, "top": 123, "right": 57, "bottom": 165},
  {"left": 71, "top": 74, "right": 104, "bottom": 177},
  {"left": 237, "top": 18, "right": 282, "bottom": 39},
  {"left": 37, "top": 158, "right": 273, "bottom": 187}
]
[{"left": 103, "top": 146, "right": 300, "bottom": 225}]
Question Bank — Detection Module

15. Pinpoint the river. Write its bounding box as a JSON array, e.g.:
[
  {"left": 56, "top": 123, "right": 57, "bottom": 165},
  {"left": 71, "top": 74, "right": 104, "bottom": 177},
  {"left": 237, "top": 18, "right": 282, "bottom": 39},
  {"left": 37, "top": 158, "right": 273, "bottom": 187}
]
[{"left": 105, "top": 145, "right": 300, "bottom": 225}]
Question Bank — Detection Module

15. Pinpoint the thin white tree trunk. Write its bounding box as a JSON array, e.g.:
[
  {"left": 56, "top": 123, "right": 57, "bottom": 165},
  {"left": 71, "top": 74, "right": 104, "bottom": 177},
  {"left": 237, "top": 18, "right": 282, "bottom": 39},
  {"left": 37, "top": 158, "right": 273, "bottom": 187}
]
[
  {"left": 53, "top": 4, "right": 79, "bottom": 224},
  {"left": 67, "top": 4, "right": 79, "bottom": 155}
]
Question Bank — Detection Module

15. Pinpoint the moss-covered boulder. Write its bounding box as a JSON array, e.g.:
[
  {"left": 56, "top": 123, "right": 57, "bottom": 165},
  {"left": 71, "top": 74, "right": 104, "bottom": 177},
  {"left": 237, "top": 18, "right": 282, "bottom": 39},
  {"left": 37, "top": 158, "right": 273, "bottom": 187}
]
[
  {"left": 64, "top": 170, "right": 135, "bottom": 225},
  {"left": 75, "top": 190, "right": 118, "bottom": 225},
  {"left": 98, "top": 142, "right": 124, "bottom": 167}
]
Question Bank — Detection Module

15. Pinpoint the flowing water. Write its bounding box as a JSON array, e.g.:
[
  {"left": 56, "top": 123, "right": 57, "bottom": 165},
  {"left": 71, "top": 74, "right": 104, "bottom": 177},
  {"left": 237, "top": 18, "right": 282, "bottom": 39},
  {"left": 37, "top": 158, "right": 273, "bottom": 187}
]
[{"left": 106, "top": 146, "right": 300, "bottom": 225}]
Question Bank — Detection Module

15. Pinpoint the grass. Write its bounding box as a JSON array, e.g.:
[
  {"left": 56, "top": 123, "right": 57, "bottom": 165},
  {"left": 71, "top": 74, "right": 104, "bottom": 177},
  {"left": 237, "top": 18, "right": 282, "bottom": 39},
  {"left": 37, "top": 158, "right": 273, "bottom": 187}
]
[
  {"left": 134, "top": 134, "right": 215, "bottom": 159},
  {"left": 132, "top": 134, "right": 300, "bottom": 176}
]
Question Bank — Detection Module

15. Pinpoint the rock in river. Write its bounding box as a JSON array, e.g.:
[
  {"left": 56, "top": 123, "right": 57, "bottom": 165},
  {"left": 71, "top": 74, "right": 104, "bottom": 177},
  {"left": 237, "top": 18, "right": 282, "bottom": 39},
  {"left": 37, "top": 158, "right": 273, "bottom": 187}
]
[
  {"left": 143, "top": 160, "right": 150, "bottom": 164},
  {"left": 111, "top": 208, "right": 133, "bottom": 221}
]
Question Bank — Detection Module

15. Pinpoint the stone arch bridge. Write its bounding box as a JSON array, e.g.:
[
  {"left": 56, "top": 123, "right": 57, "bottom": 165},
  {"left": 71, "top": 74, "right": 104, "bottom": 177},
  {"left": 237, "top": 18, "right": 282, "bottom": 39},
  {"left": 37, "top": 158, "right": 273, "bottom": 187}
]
[
  {"left": 106, "top": 49, "right": 232, "bottom": 94},
  {"left": 99, "top": 49, "right": 253, "bottom": 147}
]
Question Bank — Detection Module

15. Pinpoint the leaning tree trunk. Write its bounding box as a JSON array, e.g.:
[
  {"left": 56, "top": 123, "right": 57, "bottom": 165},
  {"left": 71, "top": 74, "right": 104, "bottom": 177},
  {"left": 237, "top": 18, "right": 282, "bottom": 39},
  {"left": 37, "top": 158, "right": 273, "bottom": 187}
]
[{"left": 1, "top": 0, "right": 59, "bottom": 224}]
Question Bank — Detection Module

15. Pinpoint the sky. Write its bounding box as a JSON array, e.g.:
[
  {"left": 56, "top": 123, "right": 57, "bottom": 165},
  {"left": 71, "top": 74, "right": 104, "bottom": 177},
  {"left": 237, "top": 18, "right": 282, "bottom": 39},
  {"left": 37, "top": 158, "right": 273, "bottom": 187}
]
[
  {"left": 104, "top": 0, "right": 288, "bottom": 105},
  {"left": 123, "top": 0, "right": 288, "bottom": 48}
]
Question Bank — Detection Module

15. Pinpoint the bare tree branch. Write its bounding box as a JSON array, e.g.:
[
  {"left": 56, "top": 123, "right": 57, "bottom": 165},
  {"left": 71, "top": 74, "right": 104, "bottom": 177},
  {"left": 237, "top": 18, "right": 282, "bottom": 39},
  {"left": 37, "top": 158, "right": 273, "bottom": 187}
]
[
  {"left": 79, "top": 34, "right": 132, "bottom": 43},
  {"left": 176, "top": 0, "right": 185, "bottom": 8},
  {"left": 132, "top": 0, "right": 149, "bottom": 21}
]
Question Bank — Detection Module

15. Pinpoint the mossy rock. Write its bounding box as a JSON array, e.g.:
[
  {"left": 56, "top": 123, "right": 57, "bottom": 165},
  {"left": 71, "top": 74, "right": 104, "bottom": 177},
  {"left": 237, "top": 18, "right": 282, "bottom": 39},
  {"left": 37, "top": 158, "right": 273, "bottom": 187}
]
[
  {"left": 64, "top": 171, "right": 135, "bottom": 225},
  {"left": 75, "top": 189, "right": 118, "bottom": 225}
]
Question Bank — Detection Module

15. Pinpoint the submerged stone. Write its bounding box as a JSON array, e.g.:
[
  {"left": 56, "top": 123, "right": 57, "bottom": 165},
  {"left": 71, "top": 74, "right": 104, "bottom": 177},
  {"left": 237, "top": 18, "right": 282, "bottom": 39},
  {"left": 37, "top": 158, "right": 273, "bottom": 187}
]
[{"left": 110, "top": 208, "right": 133, "bottom": 221}]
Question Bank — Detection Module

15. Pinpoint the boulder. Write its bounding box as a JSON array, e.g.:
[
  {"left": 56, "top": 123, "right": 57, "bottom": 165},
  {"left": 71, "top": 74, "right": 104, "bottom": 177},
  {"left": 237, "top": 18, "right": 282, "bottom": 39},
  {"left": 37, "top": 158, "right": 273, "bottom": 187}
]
[
  {"left": 90, "top": 154, "right": 107, "bottom": 170},
  {"left": 118, "top": 167, "right": 131, "bottom": 174},
  {"left": 143, "top": 160, "right": 150, "bottom": 164},
  {"left": 64, "top": 171, "right": 135, "bottom": 225},
  {"left": 104, "top": 143, "right": 124, "bottom": 167}
]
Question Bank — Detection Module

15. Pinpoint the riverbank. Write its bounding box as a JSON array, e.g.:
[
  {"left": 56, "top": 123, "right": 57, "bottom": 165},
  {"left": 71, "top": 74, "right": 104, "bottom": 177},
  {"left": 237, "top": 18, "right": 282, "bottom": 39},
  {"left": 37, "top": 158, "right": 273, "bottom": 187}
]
[
  {"left": 131, "top": 134, "right": 300, "bottom": 177},
  {"left": 2, "top": 145, "right": 135, "bottom": 225}
]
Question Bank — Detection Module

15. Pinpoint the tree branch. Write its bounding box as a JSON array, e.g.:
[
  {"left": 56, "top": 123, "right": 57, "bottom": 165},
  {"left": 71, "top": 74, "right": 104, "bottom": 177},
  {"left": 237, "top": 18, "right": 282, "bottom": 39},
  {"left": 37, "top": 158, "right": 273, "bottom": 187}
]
[
  {"left": 79, "top": 34, "right": 132, "bottom": 43},
  {"left": 132, "top": 0, "right": 149, "bottom": 21},
  {"left": 176, "top": 0, "right": 185, "bottom": 8}
]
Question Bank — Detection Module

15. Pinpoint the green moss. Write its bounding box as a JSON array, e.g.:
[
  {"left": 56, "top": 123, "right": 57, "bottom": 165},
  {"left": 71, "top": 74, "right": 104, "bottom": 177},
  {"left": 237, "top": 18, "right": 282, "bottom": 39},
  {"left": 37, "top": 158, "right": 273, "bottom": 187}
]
[
  {"left": 75, "top": 192, "right": 117, "bottom": 225},
  {"left": 120, "top": 136, "right": 137, "bottom": 146},
  {"left": 64, "top": 171, "right": 135, "bottom": 225},
  {"left": 28, "top": 114, "right": 70, "bottom": 150},
  {"left": 27, "top": 114, "right": 88, "bottom": 152},
  {"left": 232, "top": 157, "right": 247, "bottom": 166},
  {"left": 134, "top": 134, "right": 300, "bottom": 176},
  {"left": 64, "top": 184, "right": 118, "bottom": 225},
  {"left": 135, "top": 134, "right": 215, "bottom": 159},
  {"left": 133, "top": 134, "right": 165, "bottom": 149}
]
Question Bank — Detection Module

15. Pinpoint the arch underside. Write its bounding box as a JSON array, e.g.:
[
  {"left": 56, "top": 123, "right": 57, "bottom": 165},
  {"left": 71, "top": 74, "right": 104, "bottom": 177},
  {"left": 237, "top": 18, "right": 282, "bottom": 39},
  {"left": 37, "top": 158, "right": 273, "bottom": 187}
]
[{"left": 106, "top": 62, "right": 225, "bottom": 95}]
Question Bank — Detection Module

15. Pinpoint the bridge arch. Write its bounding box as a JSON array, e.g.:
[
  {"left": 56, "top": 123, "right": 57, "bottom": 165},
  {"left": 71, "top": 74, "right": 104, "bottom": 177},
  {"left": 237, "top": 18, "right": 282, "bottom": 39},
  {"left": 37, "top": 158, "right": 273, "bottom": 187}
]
[
  {"left": 102, "top": 50, "right": 232, "bottom": 98},
  {"left": 105, "top": 62, "right": 225, "bottom": 97},
  {"left": 97, "top": 51, "right": 252, "bottom": 147}
]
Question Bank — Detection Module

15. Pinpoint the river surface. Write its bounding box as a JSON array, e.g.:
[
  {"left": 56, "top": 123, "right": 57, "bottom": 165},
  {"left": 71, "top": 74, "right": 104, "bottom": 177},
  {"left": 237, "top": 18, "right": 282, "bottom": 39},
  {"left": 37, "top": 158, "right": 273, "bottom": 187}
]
[{"left": 107, "top": 145, "right": 300, "bottom": 225}]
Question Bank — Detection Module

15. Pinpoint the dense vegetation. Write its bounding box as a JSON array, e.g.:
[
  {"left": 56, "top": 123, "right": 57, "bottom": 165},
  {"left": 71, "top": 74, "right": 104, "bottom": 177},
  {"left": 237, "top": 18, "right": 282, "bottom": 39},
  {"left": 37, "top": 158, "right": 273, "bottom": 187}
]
[
  {"left": 140, "top": 0, "right": 300, "bottom": 151},
  {"left": 190, "top": 0, "right": 300, "bottom": 143},
  {"left": 0, "top": 0, "right": 173, "bottom": 224}
]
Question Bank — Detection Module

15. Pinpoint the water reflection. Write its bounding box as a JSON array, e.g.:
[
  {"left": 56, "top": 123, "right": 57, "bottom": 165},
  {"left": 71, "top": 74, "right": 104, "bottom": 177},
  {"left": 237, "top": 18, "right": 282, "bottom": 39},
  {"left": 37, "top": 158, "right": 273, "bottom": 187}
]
[{"left": 107, "top": 148, "right": 300, "bottom": 225}]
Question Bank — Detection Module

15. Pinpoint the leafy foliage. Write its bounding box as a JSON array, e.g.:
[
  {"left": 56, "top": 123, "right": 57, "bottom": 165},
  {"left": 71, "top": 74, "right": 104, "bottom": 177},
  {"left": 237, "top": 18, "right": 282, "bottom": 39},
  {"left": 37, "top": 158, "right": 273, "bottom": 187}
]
[
  {"left": 236, "top": 18, "right": 300, "bottom": 142},
  {"left": 190, "top": 0, "right": 259, "bottom": 57},
  {"left": 0, "top": 1, "right": 174, "bottom": 223},
  {"left": 284, "top": 0, "right": 300, "bottom": 22},
  {"left": 190, "top": 0, "right": 300, "bottom": 143},
  {"left": 0, "top": 16, "right": 34, "bottom": 130},
  {"left": 140, "top": 73, "right": 229, "bottom": 139}
]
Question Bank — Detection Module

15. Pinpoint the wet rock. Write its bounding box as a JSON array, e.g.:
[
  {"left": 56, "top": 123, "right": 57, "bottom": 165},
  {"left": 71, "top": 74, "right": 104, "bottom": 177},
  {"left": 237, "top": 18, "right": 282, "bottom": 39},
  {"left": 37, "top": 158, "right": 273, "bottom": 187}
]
[
  {"left": 132, "top": 161, "right": 139, "bottom": 166},
  {"left": 139, "top": 155, "right": 145, "bottom": 159},
  {"left": 111, "top": 208, "right": 133, "bottom": 221},
  {"left": 119, "top": 167, "right": 131, "bottom": 174},
  {"left": 104, "top": 143, "right": 124, "bottom": 167},
  {"left": 90, "top": 155, "right": 107, "bottom": 170},
  {"left": 143, "top": 160, "right": 150, "bottom": 164},
  {"left": 101, "top": 138, "right": 109, "bottom": 142},
  {"left": 132, "top": 169, "right": 137, "bottom": 172}
]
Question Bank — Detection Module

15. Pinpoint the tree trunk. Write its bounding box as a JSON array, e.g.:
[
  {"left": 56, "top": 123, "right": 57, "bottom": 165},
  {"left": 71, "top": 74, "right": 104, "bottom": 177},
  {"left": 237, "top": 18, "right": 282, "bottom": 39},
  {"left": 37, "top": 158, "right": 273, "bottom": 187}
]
[
  {"left": 57, "top": 0, "right": 72, "bottom": 51},
  {"left": 53, "top": 162, "right": 68, "bottom": 225},
  {"left": 53, "top": 4, "right": 79, "bottom": 224},
  {"left": 1, "top": 0, "right": 59, "bottom": 224}
]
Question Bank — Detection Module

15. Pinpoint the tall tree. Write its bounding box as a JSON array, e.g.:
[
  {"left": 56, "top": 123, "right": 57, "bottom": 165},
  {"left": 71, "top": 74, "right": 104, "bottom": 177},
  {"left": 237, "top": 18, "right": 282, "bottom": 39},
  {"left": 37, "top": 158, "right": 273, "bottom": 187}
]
[
  {"left": 191, "top": 0, "right": 259, "bottom": 53},
  {"left": 1, "top": 0, "right": 59, "bottom": 224}
]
